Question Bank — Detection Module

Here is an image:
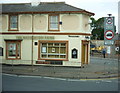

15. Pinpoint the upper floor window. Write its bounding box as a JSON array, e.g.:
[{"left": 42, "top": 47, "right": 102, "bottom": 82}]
[
  {"left": 9, "top": 15, "right": 18, "bottom": 31},
  {"left": 49, "top": 14, "right": 59, "bottom": 31}
]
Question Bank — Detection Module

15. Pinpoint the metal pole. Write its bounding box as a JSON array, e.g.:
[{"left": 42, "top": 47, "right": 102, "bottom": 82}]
[
  {"left": 54, "top": 61, "right": 55, "bottom": 74},
  {"left": 12, "top": 60, "right": 13, "bottom": 71}
]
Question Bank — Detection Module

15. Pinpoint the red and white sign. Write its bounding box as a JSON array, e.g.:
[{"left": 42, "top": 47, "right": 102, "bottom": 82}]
[
  {"left": 104, "top": 30, "right": 114, "bottom": 40},
  {"left": 106, "top": 17, "right": 113, "bottom": 24}
]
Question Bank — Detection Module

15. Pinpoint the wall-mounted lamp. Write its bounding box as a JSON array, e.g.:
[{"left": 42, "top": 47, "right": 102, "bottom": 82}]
[
  {"left": 85, "top": 36, "right": 90, "bottom": 40},
  {"left": 85, "top": 23, "right": 91, "bottom": 27},
  {"left": 59, "top": 21, "right": 62, "bottom": 25},
  {"left": 85, "top": 19, "right": 92, "bottom": 27}
]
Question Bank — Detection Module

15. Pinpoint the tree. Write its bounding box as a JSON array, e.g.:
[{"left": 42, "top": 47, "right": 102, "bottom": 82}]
[
  {"left": 90, "top": 17, "right": 104, "bottom": 40},
  {"left": 90, "top": 17, "right": 116, "bottom": 40}
]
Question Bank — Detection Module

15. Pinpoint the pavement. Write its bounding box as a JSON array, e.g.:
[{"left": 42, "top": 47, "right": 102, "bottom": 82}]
[{"left": 1, "top": 55, "right": 120, "bottom": 79}]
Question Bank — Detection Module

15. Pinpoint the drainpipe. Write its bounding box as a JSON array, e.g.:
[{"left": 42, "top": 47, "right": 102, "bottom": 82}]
[{"left": 31, "top": 12, "right": 34, "bottom": 69}]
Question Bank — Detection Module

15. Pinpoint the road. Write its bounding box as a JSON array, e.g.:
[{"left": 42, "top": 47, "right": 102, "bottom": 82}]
[{"left": 2, "top": 74, "right": 119, "bottom": 91}]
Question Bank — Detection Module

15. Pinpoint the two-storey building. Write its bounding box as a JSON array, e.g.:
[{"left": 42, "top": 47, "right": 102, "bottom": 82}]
[{"left": 0, "top": 2, "right": 94, "bottom": 66}]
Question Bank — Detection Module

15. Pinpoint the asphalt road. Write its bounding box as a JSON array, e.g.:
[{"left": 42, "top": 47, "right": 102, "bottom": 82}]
[{"left": 2, "top": 74, "right": 119, "bottom": 91}]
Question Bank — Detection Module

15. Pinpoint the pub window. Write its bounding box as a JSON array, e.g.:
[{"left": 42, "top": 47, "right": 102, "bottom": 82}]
[
  {"left": 6, "top": 41, "right": 21, "bottom": 59},
  {"left": 0, "top": 47, "right": 3, "bottom": 56},
  {"left": 39, "top": 41, "right": 68, "bottom": 60},
  {"left": 9, "top": 15, "right": 18, "bottom": 31},
  {"left": 49, "top": 15, "right": 59, "bottom": 31}
]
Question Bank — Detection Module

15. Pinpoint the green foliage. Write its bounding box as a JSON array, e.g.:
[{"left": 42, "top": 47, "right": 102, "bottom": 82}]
[
  {"left": 90, "top": 17, "right": 104, "bottom": 40},
  {"left": 90, "top": 17, "right": 116, "bottom": 40}
]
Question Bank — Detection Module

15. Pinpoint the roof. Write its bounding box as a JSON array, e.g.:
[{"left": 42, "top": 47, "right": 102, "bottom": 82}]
[{"left": 1, "top": 2, "right": 95, "bottom": 16}]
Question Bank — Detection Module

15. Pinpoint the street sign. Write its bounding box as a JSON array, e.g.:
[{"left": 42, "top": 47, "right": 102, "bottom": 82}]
[
  {"left": 106, "top": 17, "right": 113, "bottom": 24},
  {"left": 104, "top": 30, "right": 114, "bottom": 40},
  {"left": 104, "top": 17, "right": 115, "bottom": 45},
  {"left": 104, "top": 41, "right": 114, "bottom": 45},
  {"left": 115, "top": 47, "right": 119, "bottom": 51}
]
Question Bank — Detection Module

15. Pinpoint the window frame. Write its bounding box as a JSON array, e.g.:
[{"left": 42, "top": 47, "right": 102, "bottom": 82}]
[
  {"left": 6, "top": 41, "right": 21, "bottom": 60},
  {"left": 8, "top": 15, "right": 19, "bottom": 31},
  {"left": 48, "top": 14, "right": 60, "bottom": 31},
  {"left": 38, "top": 40, "right": 68, "bottom": 61}
]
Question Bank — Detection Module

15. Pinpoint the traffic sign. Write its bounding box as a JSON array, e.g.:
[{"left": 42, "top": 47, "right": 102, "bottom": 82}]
[
  {"left": 104, "top": 17, "right": 115, "bottom": 45},
  {"left": 106, "top": 17, "right": 113, "bottom": 24},
  {"left": 104, "top": 30, "right": 114, "bottom": 40},
  {"left": 115, "top": 47, "right": 119, "bottom": 51}
]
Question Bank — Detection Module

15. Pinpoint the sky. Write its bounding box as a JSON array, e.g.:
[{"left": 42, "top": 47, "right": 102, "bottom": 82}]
[{"left": 0, "top": 0, "right": 120, "bottom": 33}]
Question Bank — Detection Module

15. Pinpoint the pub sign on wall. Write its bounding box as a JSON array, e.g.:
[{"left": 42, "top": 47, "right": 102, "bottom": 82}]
[{"left": 72, "top": 48, "right": 78, "bottom": 58}]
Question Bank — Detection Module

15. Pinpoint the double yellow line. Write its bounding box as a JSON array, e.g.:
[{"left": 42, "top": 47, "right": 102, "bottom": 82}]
[{"left": 80, "top": 77, "right": 120, "bottom": 81}]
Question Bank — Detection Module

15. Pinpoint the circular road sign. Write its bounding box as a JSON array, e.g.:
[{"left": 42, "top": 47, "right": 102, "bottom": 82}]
[
  {"left": 104, "top": 30, "right": 114, "bottom": 40},
  {"left": 106, "top": 17, "right": 113, "bottom": 24},
  {"left": 115, "top": 47, "right": 119, "bottom": 51}
]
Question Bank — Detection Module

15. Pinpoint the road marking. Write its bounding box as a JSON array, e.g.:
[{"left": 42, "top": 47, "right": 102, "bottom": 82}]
[
  {"left": 54, "top": 78, "right": 67, "bottom": 81},
  {"left": 2, "top": 73, "right": 119, "bottom": 82},
  {"left": 67, "top": 79, "right": 83, "bottom": 82},
  {"left": 19, "top": 75, "right": 42, "bottom": 78},
  {"left": 43, "top": 77, "right": 66, "bottom": 81},
  {"left": 96, "top": 81, "right": 100, "bottom": 83},
  {"left": 3, "top": 73, "right": 17, "bottom": 77},
  {"left": 43, "top": 77, "right": 57, "bottom": 79},
  {"left": 105, "top": 81, "right": 112, "bottom": 83},
  {"left": 80, "top": 77, "right": 119, "bottom": 81}
]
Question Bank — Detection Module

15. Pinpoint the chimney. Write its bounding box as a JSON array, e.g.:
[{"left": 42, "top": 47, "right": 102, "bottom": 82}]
[{"left": 31, "top": 0, "right": 40, "bottom": 6}]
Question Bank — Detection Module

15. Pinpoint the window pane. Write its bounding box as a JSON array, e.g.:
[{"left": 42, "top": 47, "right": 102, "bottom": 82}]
[
  {"left": 11, "top": 16, "right": 17, "bottom": 23},
  {"left": 50, "top": 16, "right": 58, "bottom": 22},
  {"left": 50, "top": 23, "right": 58, "bottom": 30},
  {"left": 6, "top": 42, "right": 21, "bottom": 59},
  {"left": 0, "top": 47, "right": 3, "bottom": 56},
  {"left": 49, "top": 15, "right": 59, "bottom": 30},
  {"left": 10, "top": 23, "right": 17, "bottom": 28},
  {"left": 10, "top": 15, "right": 18, "bottom": 29},
  {"left": 8, "top": 43, "right": 16, "bottom": 50},
  {"left": 17, "top": 43, "right": 20, "bottom": 58},
  {"left": 8, "top": 43, "right": 16, "bottom": 57},
  {"left": 8, "top": 50, "right": 16, "bottom": 56},
  {"left": 40, "top": 42, "right": 67, "bottom": 59}
]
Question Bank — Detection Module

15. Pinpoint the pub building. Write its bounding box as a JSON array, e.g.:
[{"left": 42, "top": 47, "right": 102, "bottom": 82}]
[{"left": 0, "top": 2, "right": 94, "bottom": 66}]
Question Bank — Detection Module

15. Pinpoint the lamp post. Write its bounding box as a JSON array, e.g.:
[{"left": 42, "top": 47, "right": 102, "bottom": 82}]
[{"left": 108, "top": 14, "right": 112, "bottom": 17}]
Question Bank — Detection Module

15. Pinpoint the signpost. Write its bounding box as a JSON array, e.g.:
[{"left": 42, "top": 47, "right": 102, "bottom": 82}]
[{"left": 104, "top": 16, "right": 115, "bottom": 45}]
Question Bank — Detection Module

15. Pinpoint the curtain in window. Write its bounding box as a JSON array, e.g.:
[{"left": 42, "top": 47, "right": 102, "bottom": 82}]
[
  {"left": 10, "top": 15, "right": 18, "bottom": 29},
  {"left": 49, "top": 15, "right": 59, "bottom": 30}
]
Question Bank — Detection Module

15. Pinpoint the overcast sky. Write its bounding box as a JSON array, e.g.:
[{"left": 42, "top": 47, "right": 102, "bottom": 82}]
[{"left": 0, "top": 0, "right": 119, "bottom": 32}]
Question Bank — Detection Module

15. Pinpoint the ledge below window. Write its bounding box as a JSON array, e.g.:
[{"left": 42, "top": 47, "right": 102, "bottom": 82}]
[
  {"left": 8, "top": 30, "right": 19, "bottom": 31},
  {"left": 48, "top": 30, "right": 60, "bottom": 31}
]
